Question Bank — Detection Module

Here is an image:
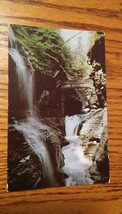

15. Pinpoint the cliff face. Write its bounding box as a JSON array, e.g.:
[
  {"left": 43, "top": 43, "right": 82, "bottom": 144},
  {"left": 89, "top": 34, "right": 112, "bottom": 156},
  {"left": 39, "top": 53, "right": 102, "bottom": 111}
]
[
  {"left": 34, "top": 71, "right": 67, "bottom": 117},
  {"left": 78, "top": 108, "right": 109, "bottom": 183}
]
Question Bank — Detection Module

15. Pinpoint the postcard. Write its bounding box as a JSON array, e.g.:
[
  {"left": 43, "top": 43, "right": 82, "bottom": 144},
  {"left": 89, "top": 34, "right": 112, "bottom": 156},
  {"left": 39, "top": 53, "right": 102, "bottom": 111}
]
[{"left": 8, "top": 24, "right": 109, "bottom": 191}]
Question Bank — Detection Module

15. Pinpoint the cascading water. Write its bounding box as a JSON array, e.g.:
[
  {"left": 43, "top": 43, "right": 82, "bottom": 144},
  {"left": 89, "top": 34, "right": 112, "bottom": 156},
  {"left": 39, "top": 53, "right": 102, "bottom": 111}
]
[
  {"left": 62, "top": 115, "right": 93, "bottom": 186},
  {"left": 14, "top": 117, "right": 56, "bottom": 186},
  {"left": 8, "top": 29, "right": 56, "bottom": 187},
  {"left": 9, "top": 46, "right": 33, "bottom": 116}
]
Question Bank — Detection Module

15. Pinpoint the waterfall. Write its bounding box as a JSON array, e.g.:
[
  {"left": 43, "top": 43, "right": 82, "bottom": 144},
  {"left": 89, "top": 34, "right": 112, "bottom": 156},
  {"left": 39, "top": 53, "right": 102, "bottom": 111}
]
[
  {"left": 65, "top": 115, "right": 82, "bottom": 137},
  {"left": 9, "top": 47, "right": 34, "bottom": 116},
  {"left": 14, "top": 117, "right": 56, "bottom": 186},
  {"left": 9, "top": 30, "right": 17, "bottom": 49},
  {"left": 62, "top": 115, "right": 93, "bottom": 186},
  {"left": 8, "top": 29, "right": 56, "bottom": 187}
]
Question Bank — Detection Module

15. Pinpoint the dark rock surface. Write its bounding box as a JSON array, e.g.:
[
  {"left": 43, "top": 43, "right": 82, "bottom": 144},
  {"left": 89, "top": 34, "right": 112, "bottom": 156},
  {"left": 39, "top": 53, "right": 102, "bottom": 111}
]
[
  {"left": 89, "top": 129, "right": 109, "bottom": 183},
  {"left": 8, "top": 118, "right": 66, "bottom": 191},
  {"left": 8, "top": 126, "right": 44, "bottom": 191},
  {"left": 34, "top": 70, "right": 67, "bottom": 117}
]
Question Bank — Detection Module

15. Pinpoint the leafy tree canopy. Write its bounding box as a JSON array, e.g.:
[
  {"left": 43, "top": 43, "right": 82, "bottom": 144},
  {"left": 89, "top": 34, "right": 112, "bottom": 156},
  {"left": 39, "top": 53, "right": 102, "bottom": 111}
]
[{"left": 11, "top": 25, "right": 73, "bottom": 77}]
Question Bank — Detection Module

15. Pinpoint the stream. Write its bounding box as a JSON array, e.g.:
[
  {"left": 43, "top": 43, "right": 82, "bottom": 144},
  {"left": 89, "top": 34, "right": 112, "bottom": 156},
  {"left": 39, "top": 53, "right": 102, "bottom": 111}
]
[{"left": 62, "top": 115, "right": 93, "bottom": 186}]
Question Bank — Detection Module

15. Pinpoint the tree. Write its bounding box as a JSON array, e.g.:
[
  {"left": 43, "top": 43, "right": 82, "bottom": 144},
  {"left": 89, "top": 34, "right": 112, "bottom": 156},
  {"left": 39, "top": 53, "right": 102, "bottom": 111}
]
[{"left": 11, "top": 25, "right": 73, "bottom": 77}]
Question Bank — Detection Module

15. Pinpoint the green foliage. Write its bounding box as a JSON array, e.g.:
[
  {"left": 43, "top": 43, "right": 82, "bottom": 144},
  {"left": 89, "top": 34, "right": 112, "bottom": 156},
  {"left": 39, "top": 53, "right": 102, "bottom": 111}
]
[
  {"left": 11, "top": 25, "right": 73, "bottom": 76},
  {"left": 89, "top": 32, "right": 105, "bottom": 48}
]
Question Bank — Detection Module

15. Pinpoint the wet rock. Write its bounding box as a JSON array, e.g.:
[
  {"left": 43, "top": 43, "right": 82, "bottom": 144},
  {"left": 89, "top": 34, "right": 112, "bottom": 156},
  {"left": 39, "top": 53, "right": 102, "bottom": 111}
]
[
  {"left": 8, "top": 116, "right": 67, "bottom": 191},
  {"left": 8, "top": 126, "right": 45, "bottom": 191},
  {"left": 8, "top": 39, "right": 34, "bottom": 122},
  {"left": 78, "top": 108, "right": 109, "bottom": 183},
  {"left": 41, "top": 117, "right": 66, "bottom": 186},
  {"left": 79, "top": 108, "right": 107, "bottom": 141},
  {"left": 90, "top": 130, "right": 109, "bottom": 183},
  {"left": 34, "top": 70, "right": 67, "bottom": 117}
]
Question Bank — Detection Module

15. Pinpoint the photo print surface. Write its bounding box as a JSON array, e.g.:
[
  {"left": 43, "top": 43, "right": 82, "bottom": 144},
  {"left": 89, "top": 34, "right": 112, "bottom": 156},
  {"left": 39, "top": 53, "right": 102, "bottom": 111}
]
[{"left": 8, "top": 24, "right": 109, "bottom": 191}]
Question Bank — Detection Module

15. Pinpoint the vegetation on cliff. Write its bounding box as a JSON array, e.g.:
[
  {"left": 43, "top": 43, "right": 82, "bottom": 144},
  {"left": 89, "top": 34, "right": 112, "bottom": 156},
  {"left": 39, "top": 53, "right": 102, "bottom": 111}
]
[{"left": 11, "top": 25, "right": 73, "bottom": 77}]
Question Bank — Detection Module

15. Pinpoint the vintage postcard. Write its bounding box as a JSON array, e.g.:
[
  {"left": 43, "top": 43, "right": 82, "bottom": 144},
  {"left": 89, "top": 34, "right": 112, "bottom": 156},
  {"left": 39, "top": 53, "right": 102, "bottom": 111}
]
[{"left": 8, "top": 24, "right": 109, "bottom": 191}]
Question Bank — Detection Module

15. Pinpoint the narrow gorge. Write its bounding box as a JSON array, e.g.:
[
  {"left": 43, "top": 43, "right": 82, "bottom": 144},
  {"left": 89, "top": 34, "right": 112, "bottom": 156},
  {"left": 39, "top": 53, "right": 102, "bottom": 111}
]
[{"left": 8, "top": 25, "right": 109, "bottom": 191}]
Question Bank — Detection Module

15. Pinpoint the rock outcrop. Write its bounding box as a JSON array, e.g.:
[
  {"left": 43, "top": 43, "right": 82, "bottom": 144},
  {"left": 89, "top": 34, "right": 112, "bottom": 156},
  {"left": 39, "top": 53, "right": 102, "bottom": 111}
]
[{"left": 78, "top": 107, "right": 109, "bottom": 183}]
